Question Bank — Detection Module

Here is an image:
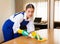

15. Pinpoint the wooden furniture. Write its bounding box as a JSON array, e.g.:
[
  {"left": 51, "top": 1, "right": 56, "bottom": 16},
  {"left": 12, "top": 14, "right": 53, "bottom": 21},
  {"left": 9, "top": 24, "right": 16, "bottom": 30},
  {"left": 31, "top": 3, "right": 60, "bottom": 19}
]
[
  {"left": 34, "top": 21, "right": 60, "bottom": 30},
  {"left": 2, "top": 36, "right": 47, "bottom": 44},
  {"left": 34, "top": 21, "right": 47, "bottom": 30}
]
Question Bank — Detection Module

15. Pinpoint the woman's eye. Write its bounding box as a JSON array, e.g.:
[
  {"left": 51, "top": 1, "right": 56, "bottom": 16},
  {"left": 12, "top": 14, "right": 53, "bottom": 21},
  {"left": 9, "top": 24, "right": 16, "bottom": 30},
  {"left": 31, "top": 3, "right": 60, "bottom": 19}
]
[{"left": 28, "top": 11, "right": 30, "bottom": 13}]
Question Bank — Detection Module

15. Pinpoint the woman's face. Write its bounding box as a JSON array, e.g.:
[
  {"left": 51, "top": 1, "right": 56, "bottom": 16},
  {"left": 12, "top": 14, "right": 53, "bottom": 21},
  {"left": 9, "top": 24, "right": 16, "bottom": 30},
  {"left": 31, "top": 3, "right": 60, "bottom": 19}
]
[{"left": 26, "top": 8, "right": 34, "bottom": 18}]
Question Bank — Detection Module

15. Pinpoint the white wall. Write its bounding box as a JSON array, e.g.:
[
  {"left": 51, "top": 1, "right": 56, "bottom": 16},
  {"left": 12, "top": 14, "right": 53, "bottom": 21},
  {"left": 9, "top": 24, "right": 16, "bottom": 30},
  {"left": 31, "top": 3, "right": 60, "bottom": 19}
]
[{"left": 0, "top": 0, "right": 15, "bottom": 42}]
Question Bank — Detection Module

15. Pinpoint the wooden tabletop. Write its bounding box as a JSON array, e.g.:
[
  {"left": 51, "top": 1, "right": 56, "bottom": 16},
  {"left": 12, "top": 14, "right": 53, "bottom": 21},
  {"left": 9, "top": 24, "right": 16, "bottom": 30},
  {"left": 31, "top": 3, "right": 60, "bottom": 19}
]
[
  {"left": 3, "top": 29, "right": 60, "bottom": 44},
  {"left": 2, "top": 36, "right": 47, "bottom": 44}
]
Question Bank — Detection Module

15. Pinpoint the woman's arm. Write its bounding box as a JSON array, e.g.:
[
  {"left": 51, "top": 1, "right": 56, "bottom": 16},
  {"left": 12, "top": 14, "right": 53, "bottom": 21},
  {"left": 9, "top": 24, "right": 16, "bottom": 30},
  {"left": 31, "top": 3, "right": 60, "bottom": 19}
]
[
  {"left": 13, "top": 14, "right": 23, "bottom": 33},
  {"left": 27, "top": 20, "right": 35, "bottom": 33}
]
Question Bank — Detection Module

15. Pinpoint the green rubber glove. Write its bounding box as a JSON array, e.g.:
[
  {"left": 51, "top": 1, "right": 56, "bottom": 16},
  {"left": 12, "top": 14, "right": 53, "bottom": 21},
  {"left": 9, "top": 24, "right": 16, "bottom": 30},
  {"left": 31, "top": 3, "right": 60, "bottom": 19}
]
[
  {"left": 17, "top": 29, "right": 29, "bottom": 36},
  {"left": 22, "top": 30, "right": 29, "bottom": 36}
]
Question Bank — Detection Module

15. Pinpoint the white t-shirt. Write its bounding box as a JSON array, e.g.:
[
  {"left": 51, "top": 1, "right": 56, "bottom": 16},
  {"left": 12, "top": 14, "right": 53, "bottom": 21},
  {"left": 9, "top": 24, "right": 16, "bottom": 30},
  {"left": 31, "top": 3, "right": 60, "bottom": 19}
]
[{"left": 9, "top": 12, "right": 35, "bottom": 33}]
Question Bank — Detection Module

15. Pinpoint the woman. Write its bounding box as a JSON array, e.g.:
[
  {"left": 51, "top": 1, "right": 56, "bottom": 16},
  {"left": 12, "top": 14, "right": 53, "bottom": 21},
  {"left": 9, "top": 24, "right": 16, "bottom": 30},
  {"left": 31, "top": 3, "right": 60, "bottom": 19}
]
[{"left": 2, "top": 4, "right": 35, "bottom": 42}]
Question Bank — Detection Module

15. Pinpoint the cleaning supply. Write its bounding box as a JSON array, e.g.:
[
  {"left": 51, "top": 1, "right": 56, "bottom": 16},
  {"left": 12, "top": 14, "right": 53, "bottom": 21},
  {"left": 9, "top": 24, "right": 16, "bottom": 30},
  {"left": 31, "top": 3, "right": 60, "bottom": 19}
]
[
  {"left": 31, "top": 31, "right": 42, "bottom": 39},
  {"left": 18, "top": 29, "right": 47, "bottom": 42},
  {"left": 30, "top": 31, "right": 47, "bottom": 42},
  {"left": 17, "top": 29, "right": 29, "bottom": 36}
]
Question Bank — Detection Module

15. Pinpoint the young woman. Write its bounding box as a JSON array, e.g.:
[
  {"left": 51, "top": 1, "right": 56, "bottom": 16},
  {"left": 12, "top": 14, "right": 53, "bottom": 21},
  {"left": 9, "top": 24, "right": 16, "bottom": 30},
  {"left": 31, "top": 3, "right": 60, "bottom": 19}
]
[{"left": 2, "top": 4, "right": 35, "bottom": 42}]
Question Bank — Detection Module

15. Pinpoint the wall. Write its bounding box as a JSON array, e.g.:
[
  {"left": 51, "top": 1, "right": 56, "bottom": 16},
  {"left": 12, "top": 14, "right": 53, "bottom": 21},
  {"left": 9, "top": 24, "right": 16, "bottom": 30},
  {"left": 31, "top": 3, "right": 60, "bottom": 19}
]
[
  {"left": 0, "top": 0, "right": 15, "bottom": 42},
  {"left": 15, "top": 0, "right": 23, "bottom": 12}
]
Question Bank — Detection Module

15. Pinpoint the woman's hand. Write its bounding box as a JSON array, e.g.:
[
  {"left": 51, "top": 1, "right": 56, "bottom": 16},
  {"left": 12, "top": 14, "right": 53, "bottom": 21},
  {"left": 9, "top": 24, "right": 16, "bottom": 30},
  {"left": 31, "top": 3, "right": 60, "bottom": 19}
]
[
  {"left": 29, "top": 31, "right": 47, "bottom": 42},
  {"left": 22, "top": 30, "right": 29, "bottom": 36},
  {"left": 17, "top": 29, "right": 29, "bottom": 36}
]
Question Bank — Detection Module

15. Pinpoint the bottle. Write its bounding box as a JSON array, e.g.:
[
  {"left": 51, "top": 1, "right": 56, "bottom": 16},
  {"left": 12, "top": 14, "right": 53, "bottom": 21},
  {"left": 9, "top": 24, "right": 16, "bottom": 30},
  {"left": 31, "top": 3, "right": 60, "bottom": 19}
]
[{"left": 31, "top": 31, "right": 47, "bottom": 42}]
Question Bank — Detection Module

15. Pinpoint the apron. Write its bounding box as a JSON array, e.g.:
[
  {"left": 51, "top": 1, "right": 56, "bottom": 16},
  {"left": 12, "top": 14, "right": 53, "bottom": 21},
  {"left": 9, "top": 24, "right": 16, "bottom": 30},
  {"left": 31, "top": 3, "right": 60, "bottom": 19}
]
[
  {"left": 2, "top": 12, "right": 29, "bottom": 42},
  {"left": 14, "top": 12, "right": 29, "bottom": 38}
]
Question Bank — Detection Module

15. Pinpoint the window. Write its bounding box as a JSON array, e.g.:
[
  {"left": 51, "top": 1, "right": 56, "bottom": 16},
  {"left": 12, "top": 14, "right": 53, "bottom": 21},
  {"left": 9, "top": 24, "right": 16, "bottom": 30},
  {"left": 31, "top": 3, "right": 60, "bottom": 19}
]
[
  {"left": 54, "top": 1, "right": 60, "bottom": 21},
  {"left": 36, "top": 2, "right": 47, "bottom": 21},
  {"left": 25, "top": 1, "right": 60, "bottom": 22}
]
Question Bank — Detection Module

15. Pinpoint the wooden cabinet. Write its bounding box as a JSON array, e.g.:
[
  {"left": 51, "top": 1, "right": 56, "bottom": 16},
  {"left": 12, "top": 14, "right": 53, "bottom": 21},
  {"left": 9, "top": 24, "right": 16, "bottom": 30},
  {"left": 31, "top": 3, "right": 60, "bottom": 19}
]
[{"left": 15, "top": 0, "right": 23, "bottom": 12}]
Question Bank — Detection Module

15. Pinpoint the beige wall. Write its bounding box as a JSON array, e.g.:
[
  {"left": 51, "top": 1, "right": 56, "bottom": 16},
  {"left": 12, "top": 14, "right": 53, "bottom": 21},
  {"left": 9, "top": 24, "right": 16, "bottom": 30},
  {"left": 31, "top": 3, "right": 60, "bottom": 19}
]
[{"left": 0, "top": 0, "right": 15, "bottom": 43}]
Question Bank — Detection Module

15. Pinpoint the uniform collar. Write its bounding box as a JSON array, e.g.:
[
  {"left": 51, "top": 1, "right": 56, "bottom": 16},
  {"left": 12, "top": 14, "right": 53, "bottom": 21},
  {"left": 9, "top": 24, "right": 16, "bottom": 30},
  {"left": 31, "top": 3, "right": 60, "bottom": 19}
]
[{"left": 24, "top": 12, "right": 33, "bottom": 21}]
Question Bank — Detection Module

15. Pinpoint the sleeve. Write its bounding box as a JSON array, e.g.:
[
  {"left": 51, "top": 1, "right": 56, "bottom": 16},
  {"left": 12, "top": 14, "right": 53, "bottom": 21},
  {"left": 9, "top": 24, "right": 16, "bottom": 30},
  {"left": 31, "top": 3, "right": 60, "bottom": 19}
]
[
  {"left": 27, "top": 20, "right": 35, "bottom": 33},
  {"left": 13, "top": 14, "right": 23, "bottom": 33}
]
